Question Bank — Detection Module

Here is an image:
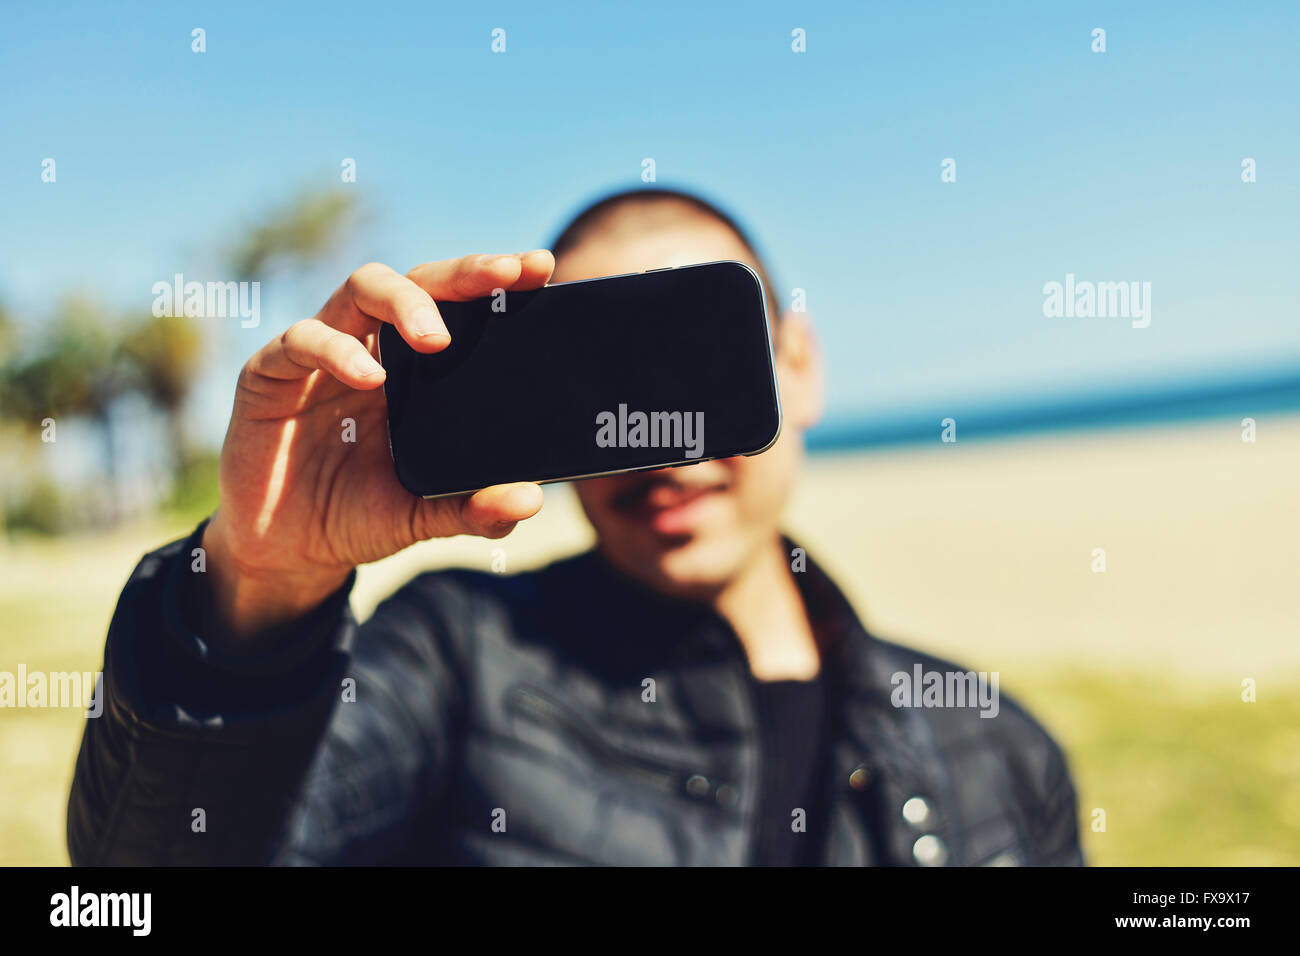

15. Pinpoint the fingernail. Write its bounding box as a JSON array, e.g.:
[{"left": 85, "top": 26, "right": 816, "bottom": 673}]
[
  {"left": 353, "top": 353, "right": 384, "bottom": 377},
  {"left": 412, "top": 306, "right": 448, "bottom": 338}
]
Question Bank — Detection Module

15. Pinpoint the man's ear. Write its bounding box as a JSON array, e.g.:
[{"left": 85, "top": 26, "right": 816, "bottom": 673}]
[{"left": 773, "top": 310, "right": 825, "bottom": 429}]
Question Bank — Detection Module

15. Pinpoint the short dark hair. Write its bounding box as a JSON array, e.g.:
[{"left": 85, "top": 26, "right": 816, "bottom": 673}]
[{"left": 549, "top": 187, "right": 781, "bottom": 319}]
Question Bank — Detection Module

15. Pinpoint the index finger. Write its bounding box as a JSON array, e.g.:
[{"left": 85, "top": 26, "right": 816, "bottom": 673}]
[{"left": 406, "top": 249, "right": 555, "bottom": 301}]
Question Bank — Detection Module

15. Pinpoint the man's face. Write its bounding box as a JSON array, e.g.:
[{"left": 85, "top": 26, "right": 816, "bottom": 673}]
[{"left": 553, "top": 216, "right": 814, "bottom": 599}]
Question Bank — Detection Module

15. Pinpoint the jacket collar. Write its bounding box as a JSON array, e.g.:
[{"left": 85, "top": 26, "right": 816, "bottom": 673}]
[
  {"left": 570, "top": 538, "right": 956, "bottom": 861},
  {"left": 776, "top": 538, "right": 960, "bottom": 861},
  {"left": 571, "top": 535, "right": 894, "bottom": 701}
]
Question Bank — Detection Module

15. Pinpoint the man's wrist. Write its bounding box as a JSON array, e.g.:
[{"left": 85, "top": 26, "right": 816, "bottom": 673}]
[{"left": 200, "top": 516, "right": 353, "bottom": 649}]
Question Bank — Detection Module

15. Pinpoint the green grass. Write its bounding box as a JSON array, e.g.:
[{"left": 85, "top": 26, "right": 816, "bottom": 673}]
[{"left": 1011, "top": 671, "right": 1300, "bottom": 866}]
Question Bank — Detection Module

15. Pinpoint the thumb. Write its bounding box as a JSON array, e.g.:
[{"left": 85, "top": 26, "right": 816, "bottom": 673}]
[{"left": 414, "top": 482, "right": 544, "bottom": 541}]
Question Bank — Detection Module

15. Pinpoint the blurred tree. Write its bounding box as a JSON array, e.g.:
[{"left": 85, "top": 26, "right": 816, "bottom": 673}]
[
  {"left": 1, "top": 299, "right": 126, "bottom": 522},
  {"left": 119, "top": 312, "right": 203, "bottom": 469},
  {"left": 1, "top": 185, "right": 363, "bottom": 533},
  {"left": 0, "top": 302, "right": 15, "bottom": 364},
  {"left": 3, "top": 299, "right": 119, "bottom": 421},
  {"left": 229, "top": 189, "right": 359, "bottom": 279}
]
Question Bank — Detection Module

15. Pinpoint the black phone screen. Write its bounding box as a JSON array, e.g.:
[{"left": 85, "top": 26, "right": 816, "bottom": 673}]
[{"left": 379, "top": 260, "right": 782, "bottom": 498}]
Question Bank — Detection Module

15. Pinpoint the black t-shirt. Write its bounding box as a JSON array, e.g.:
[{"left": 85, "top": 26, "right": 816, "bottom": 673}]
[{"left": 750, "top": 673, "right": 831, "bottom": 866}]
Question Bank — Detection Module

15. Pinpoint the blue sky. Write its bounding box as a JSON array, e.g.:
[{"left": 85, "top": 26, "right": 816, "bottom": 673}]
[{"left": 2, "top": 1, "right": 1296, "bottom": 443}]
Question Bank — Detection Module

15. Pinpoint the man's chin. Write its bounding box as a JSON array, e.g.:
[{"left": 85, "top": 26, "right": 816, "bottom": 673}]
[{"left": 607, "top": 532, "right": 743, "bottom": 600}]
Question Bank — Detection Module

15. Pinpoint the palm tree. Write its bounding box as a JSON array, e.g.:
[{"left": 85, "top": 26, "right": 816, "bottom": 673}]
[
  {"left": 2, "top": 299, "right": 126, "bottom": 522},
  {"left": 119, "top": 312, "right": 203, "bottom": 469},
  {"left": 0, "top": 302, "right": 15, "bottom": 364},
  {"left": 0, "top": 187, "right": 362, "bottom": 532},
  {"left": 230, "top": 189, "right": 359, "bottom": 280}
]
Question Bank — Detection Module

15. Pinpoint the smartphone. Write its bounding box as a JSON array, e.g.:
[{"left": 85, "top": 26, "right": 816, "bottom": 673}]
[{"left": 379, "top": 259, "right": 782, "bottom": 498}]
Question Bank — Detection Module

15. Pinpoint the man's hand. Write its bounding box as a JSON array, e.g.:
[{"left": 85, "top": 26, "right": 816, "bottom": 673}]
[{"left": 201, "top": 251, "right": 555, "bottom": 643}]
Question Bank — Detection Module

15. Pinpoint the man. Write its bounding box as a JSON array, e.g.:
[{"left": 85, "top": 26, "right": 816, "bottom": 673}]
[{"left": 68, "top": 188, "right": 1083, "bottom": 866}]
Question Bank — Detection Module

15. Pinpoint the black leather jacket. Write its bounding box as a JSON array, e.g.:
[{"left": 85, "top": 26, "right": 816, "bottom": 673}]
[{"left": 68, "top": 521, "right": 1084, "bottom": 866}]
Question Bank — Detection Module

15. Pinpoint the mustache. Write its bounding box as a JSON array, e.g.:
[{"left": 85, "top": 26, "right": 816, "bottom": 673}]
[{"left": 610, "top": 469, "right": 729, "bottom": 512}]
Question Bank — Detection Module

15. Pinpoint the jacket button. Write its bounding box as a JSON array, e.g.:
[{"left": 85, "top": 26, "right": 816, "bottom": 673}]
[
  {"left": 912, "top": 834, "right": 948, "bottom": 867},
  {"left": 686, "top": 774, "right": 711, "bottom": 798},
  {"left": 715, "top": 784, "right": 738, "bottom": 808},
  {"left": 848, "top": 764, "right": 871, "bottom": 791},
  {"left": 902, "top": 796, "right": 931, "bottom": 826}
]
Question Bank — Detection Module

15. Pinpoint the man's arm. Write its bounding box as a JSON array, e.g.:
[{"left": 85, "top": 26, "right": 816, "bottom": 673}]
[
  {"left": 67, "top": 251, "right": 554, "bottom": 865},
  {"left": 997, "top": 704, "right": 1085, "bottom": 866},
  {"left": 67, "top": 521, "right": 464, "bottom": 865},
  {"left": 1032, "top": 736, "right": 1086, "bottom": 866}
]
